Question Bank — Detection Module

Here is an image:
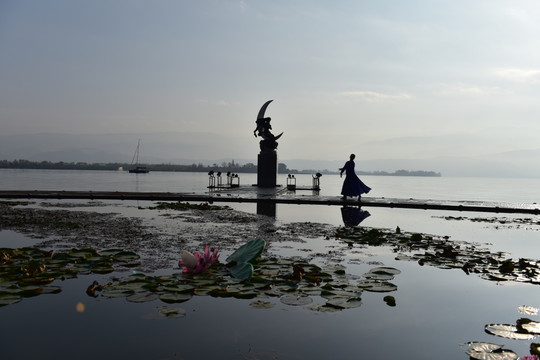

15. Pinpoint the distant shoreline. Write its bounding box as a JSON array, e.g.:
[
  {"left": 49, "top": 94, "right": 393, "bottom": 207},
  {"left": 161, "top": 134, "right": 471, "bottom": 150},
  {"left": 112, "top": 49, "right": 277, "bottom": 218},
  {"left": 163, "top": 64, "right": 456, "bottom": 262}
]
[{"left": 0, "top": 159, "right": 441, "bottom": 177}]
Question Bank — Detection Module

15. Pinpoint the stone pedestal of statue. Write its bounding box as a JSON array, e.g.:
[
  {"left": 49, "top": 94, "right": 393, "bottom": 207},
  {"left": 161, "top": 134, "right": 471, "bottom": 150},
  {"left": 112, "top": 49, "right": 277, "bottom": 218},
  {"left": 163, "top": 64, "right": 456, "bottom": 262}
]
[{"left": 257, "top": 150, "right": 277, "bottom": 187}]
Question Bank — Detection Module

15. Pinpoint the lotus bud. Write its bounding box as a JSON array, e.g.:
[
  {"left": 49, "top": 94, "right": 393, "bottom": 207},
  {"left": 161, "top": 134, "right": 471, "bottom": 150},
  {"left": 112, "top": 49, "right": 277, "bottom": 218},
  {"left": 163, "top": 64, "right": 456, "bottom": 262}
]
[{"left": 180, "top": 250, "right": 197, "bottom": 269}]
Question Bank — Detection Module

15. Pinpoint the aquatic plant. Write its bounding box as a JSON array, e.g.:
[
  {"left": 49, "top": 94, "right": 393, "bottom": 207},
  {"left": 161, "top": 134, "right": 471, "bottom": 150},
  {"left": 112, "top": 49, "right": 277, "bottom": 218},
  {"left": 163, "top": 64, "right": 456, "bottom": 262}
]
[
  {"left": 178, "top": 246, "right": 219, "bottom": 274},
  {"left": 225, "top": 238, "right": 266, "bottom": 280},
  {"left": 463, "top": 305, "right": 540, "bottom": 360},
  {"left": 149, "top": 202, "right": 227, "bottom": 211},
  {"left": 460, "top": 342, "right": 518, "bottom": 360},
  {"left": 0, "top": 247, "right": 140, "bottom": 306}
]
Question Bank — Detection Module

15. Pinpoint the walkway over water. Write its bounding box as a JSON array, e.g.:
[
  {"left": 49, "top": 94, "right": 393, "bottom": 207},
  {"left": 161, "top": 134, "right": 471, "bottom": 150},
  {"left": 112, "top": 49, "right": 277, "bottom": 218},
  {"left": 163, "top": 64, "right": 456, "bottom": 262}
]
[{"left": 1, "top": 189, "right": 539, "bottom": 215}]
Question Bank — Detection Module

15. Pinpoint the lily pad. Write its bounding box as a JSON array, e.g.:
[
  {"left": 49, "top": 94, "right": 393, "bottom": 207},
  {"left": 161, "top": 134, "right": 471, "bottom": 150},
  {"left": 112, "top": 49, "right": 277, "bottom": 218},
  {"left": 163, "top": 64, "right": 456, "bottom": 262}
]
[
  {"left": 357, "top": 280, "right": 398, "bottom": 293},
  {"left": 101, "top": 287, "right": 135, "bottom": 298},
  {"left": 484, "top": 324, "right": 536, "bottom": 340},
  {"left": 280, "top": 294, "right": 313, "bottom": 306},
  {"left": 158, "top": 306, "right": 186, "bottom": 317},
  {"left": 250, "top": 300, "right": 275, "bottom": 309},
  {"left": 112, "top": 251, "right": 140, "bottom": 263},
  {"left": 469, "top": 349, "right": 518, "bottom": 360},
  {"left": 461, "top": 341, "right": 518, "bottom": 360},
  {"left": 519, "top": 305, "right": 539, "bottom": 315},
  {"left": 461, "top": 342, "right": 503, "bottom": 354},
  {"left": 369, "top": 267, "right": 402, "bottom": 276},
  {"left": 0, "top": 292, "right": 22, "bottom": 306},
  {"left": 325, "top": 296, "right": 362, "bottom": 309},
  {"left": 126, "top": 292, "right": 159, "bottom": 303},
  {"left": 517, "top": 318, "right": 540, "bottom": 334},
  {"left": 159, "top": 292, "right": 192, "bottom": 304}
]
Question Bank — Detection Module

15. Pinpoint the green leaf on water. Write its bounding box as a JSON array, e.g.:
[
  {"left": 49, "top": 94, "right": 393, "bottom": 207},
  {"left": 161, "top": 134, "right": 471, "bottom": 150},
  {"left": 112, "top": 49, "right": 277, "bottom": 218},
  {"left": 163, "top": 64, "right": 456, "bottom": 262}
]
[
  {"left": 126, "top": 292, "right": 159, "bottom": 303},
  {"left": 0, "top": 292, "right": 22, "bottom": 306},
  {"left": 101, "top": 287, "right": 135, "bottom": 298},
  {"left": 250, "top": 300, "right": 275, "bottom": 309},
  {"left": 158, "top": 306, "right": 186, "bottom": 317},
  {"left": 112, "top": 251, "right": 140, "bottom": 263},
  {"left": 226, "top": 238, "right": 266, "bottom": 265},
  {"left": 280, "top": 294, "right": 313, "bottom": 306},
  {"left": 228, "top": 262, "right": 254, "bottom": 281},
  {"left": 159, "top": 292, "right": 192, "bottom": 304}
]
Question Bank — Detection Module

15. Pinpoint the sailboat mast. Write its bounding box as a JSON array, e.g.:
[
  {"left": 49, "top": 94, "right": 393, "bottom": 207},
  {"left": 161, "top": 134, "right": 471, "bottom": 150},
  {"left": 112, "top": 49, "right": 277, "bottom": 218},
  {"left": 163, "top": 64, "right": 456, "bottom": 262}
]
[{"left": 131, "top": 139, "right": 141, "bottom": 165}]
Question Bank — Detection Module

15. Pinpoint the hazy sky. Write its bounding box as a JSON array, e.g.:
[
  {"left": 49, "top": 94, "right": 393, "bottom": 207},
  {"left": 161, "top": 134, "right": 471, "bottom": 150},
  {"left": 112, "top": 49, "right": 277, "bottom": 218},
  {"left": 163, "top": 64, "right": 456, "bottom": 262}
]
[{"left": 2, "top": 0, "right": 540, "bottom": 162}]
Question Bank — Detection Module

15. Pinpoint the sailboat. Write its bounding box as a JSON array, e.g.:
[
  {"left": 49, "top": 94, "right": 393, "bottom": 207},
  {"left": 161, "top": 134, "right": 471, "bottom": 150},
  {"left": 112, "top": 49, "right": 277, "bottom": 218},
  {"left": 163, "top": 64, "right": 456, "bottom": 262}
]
[{"left": 128, "top": 139, "right": 150, "bottom": 174}]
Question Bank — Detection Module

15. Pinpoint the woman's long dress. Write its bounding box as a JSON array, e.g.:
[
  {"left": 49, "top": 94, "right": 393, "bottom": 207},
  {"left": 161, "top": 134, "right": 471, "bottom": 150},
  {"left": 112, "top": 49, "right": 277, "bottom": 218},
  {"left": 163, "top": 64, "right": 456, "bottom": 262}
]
[{"left": 341, "top": 160, "right": 371, "bottom": 196}]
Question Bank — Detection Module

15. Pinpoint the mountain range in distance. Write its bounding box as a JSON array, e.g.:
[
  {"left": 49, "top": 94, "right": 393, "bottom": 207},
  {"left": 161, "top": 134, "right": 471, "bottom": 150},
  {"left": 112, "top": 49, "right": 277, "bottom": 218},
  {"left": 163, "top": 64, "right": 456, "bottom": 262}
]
[{"left": 1, "top": 132, "right": 539, "bottom": 178}]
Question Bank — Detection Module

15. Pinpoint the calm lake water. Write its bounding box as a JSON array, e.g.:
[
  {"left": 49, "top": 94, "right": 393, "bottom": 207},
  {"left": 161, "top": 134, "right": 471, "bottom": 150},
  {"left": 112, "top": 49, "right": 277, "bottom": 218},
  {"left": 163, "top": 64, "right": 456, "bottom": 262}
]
[{"left": 1, "top": 169, "right": 540, "bottom": 360}]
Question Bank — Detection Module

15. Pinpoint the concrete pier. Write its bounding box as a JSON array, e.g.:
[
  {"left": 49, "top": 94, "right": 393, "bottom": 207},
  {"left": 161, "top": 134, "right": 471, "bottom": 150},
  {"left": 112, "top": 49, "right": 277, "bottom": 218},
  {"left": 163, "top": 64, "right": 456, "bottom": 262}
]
[{"left": 1, "top": 189, "right": 539, "bottom": 215}]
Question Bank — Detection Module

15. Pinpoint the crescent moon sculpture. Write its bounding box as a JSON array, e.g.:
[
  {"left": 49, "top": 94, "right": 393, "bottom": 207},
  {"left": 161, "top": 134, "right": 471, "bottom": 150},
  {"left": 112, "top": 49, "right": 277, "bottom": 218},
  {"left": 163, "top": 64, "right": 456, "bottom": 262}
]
[{"left": 257, "top": 100, "right": 273, "bottom": 120}]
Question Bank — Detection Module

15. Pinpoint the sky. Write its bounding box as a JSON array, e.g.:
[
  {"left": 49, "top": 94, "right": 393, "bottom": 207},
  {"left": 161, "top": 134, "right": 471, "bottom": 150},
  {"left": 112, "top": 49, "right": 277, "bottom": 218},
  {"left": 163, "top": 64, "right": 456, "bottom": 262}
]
[{"left": 1, "top": 0, "right": 540, "bottom": 165}]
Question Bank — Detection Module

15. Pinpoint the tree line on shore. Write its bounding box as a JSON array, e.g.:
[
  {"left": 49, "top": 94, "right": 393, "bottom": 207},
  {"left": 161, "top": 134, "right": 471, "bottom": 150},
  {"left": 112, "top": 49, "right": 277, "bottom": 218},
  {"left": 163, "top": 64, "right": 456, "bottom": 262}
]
[{"left": 0, "top": 159, "right": 441, "bottom": 177}]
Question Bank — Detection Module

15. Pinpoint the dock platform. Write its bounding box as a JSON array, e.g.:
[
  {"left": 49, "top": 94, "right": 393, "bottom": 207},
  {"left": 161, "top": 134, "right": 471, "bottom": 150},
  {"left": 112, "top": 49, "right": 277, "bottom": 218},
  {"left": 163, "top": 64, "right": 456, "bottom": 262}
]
[{"left": 1, "top": 189, "right": 539, "bottom": 215}]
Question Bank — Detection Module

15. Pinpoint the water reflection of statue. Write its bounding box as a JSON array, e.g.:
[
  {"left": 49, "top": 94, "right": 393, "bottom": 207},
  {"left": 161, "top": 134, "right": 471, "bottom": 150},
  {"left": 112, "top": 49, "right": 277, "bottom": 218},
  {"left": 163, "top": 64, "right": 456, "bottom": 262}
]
[
  {"left": 254, "top": 100, "right": 283, "bottom": 152},
  {"left": 341, "top": 206, "right": 371, "bottom": 227}
]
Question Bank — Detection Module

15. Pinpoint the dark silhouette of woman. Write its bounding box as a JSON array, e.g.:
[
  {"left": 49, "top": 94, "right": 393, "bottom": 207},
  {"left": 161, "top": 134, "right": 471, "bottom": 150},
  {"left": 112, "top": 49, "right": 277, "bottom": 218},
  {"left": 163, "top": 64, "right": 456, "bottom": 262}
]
[{"left": 339, "top": 154, "right": 371, "bottom": 201}]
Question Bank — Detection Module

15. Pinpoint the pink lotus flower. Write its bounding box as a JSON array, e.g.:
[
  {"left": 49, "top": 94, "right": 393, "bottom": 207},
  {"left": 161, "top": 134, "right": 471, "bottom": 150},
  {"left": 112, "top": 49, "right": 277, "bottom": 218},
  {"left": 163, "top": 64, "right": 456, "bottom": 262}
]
[
  {"left": 178, "top": 246, "right": 219, "bottom": 274},
  {"left": 521, "top": 356, "right": 539, "bottom": 360}
]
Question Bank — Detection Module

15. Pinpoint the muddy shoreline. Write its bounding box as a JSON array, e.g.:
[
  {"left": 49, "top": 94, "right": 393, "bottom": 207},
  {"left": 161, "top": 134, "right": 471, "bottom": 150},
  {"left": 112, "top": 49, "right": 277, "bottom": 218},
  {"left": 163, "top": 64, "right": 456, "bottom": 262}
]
[{"left": 0, "top": 200, "right": 338, "bottom": 272}]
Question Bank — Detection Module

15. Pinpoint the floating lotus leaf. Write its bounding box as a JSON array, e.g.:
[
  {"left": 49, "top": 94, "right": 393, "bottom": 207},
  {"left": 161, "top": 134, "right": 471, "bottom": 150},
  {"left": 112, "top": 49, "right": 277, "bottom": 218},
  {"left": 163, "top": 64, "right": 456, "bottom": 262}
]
[
  {"left": 250, "top": 300, "right": 275, "bottom": 309},
  {"left": 68, "top": 248, "right": 99, "bottom": 259},
  {"left": 91, "top": 263, "right": 114, "bottom": 274},
  {"left": 126, "top": 292, "right": 159, "bottom": 303},
  {"left": 484, "top": 324, "right": 536, "bottom": 340},
  {"left": 228, "top": 262, "right": 254, "bottom": 281},
  {"left": 0, "top": 292, "right": 22, "bottom": 306},
  {"left": 101, "top": 287, "right": 135, "bottom": 298},
  {"left": 158, "top": 306, "right": 186, "bottom": 317},
  {"left": 118, "top": 281, "right": 154, "bottom": 292},
  {"left": 325, "top": 296, "right": 362, "bottom": 309},
  {"left": 20, "top": 275, "right": 55, "bottom": 286},
  {"left": 159, "top": 292, "right": 192, "bottom": 303},
  {"left": 321, "top": 288, "right": 361, "bottom": 299},
  {"left": 40, "top": 286, "right": 62, "bottom": 295},
  {"left": 193, "top": 285, "right": 220, "bottom": 296},
  {"left": 280, "top": 294, "right": 313, "bottom": 306},
  {"left": 300, "top": 286, "right": 323, "bottom": 296},
  {"left": 357, "top": 279, "right": 398, "bottom": 293},
  {"left": 519, "top": 305, "right": 539, "bottom": 315},
  {"left": 517, "top": 318, "right": 540, "bottom": 334},
  {"left": 18, "top": 285, "right": 43, "bottom": 297},
  {"left": 306, "top": 304, "right": 342, "bottom": 313},
  {"left": 469, "top": 349, "right": 518, "bottom": 360},
  {"left": 369, "top": 267, "right": 402, "bottom": 276},
  {"left": 162, "top": 284, "right": 195, "bottom": 293},
  {"left": 461, "top": 342, "right": 503, "bottom": 354},
  {"left": 362, "top": 273, "right": 395, "bottom": 281},
  {"left": 112, "top": 251, "right": 140, "bottom": 263}
]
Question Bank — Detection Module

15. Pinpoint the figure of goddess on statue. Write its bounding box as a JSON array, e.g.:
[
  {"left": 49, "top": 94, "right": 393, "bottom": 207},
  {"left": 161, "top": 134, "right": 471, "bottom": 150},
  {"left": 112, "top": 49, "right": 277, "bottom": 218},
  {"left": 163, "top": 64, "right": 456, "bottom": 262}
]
[{"left": 254, "top": 100, "right": 283, "bottom": 152}]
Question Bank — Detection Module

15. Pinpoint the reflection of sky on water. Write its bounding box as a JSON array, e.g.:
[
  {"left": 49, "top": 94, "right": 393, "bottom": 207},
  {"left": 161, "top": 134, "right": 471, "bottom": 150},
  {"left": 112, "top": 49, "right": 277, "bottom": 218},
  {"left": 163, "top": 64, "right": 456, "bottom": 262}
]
[{"left": 0, "top": 230, "right": 42, "bottom": 248}]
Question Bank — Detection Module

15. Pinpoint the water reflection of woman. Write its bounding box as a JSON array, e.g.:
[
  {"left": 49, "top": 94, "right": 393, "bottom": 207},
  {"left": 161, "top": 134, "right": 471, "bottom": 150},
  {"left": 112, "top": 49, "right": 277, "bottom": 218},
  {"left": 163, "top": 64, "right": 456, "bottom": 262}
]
[
  {"left": 339, "top": 154, "right": 371, "bottom": 201},
  {"left": 341, "top": 206, "right": 371, "bottom": 227}
]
